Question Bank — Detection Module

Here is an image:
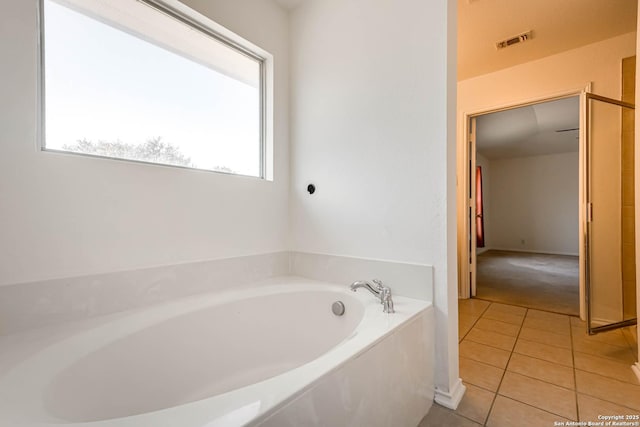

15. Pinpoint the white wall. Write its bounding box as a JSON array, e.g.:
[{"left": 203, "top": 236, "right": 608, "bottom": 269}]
[
  {"left": 1, "top": 0, "right": 462, "bottom": 402},
  {"left": 0, "top": 0, "right": 289, "bottom": 286},
  {"left": 487, "top": 152, "right": 579, "bottom": 255},
  {"left": 458, "top": 32, "right": 637, "bottom": 295},
  {"left": 289, "top": 0, "right": 461, "bottom": 406}
]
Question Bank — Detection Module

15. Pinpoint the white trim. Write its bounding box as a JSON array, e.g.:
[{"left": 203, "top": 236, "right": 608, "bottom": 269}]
[
  {"left": 486, "top": 247, "right": 579, "bottom": 257},
  {"left": 462, "top": 85, "right": 591, "bottom": 119},
  {"left": 632, "top": 363, "right": 640, "bottom": 383},
  {"left": 434, "top": 378, "right": 466, "bottom": 410}
]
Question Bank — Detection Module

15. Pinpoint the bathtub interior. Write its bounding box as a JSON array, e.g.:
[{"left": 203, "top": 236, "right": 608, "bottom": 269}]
[
  {"left": 0, "top": 279, "right": 432, "bottom": 427},
  {"left": 42, "top": 289, "right": 365, "bottom": 423}
]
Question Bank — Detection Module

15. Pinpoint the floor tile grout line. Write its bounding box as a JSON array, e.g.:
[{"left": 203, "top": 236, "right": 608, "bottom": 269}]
[
  {"left": 515, "top": 334, "right": 572, "bottom": 351},
  {"left": 574, "top": 389, "right": 640, "bottom": 413},
  {"left": 462, "top": 334, "right": 575, "bottom": 369},
  {"left": 462, "top": 335, "right": 567, "bottom": 361},
  {"left": 442, "top": 405, "right": 485, "bottom": 426},
  {"left": 574, "top": 373, "right": 640, "bottom": 388},
  {"left": 480, "top": 313, "right": 525, "bottom": 325},
  {"left": 572, "top": 333, "right": 637, "bottom": 351},
  {"left": 472, "top": 297, "right": 577, "bottom": 318},
  {"left": 456, "top": 301, "right": 639, "bottom": 426},
  {"left": 459, "top": 357, "right": 508, "bottom": 371},
  {"left": 462, "top": 335, "right": 517, "bottom": 353},
  {"left": 524, "top": 320, "right": 571, "bottom": 338},
  {"left": 458, "top": 355, "right": 506, "bottom": 372},
  {"left": 573, "top": 340, "right": 634, "bottom": 352},
  {"left": 570, "top": 320, "right": 580, "bottom": 421},
  {"left": 572, "top": 357, "right": 640, "bottom": 384},
  {"left": 494, "top": 320, "right": 578, "bottom": 385},
  {"left": 459, "top": 314, "right": 483, "bottom": 342},
  {"left": 426, "top": 402, "right": 483, "bottom": 427},
  {"left": 574, "top": 367, "right": 640, "bottom": 387},
  {"left": 495, "top": 393, "right": 576, "bottom": 421},
  {"left": 471, "top": 324, "right": 522, "bottom": 338},
  {"left": 464, "top": 332, "right": 517, "bottom": 352},
  {"left": 476, "top": 300, "right": 492, "bottom": 317},
  {"left": 456, "top": 302, "right": 495, "bottom": 421},
  {"left": 459, "top": 299, "right": 491, "bottom": 316},
  {"left": 458, "top": 301, "right": 491, "bottom": 342},
  {"left": 482, "top": 303, "right": 526, "bottom": 426},
  {"left": 519, "top": 323, "right": 572, "bottom": 336},
  {"left": 571, "top": 345, "right": 638, "bottom": 365},
  {"left": 487, "top": 367, "right": 576, "bottom": 392},
  {"left": 483, "top": 308, "right": 528, "bottom": 317},
  {"left": 488, "top": 332, "right": 640, "bottom": 392},
  {"left": 456, "top": 379, "right": 500, "bottom": 395},
  {"left": 510, "top": 345, "right": 574, "bottom": 369},
  {"left": 475, "top": 313, "right": 525, "bottom": 325}
]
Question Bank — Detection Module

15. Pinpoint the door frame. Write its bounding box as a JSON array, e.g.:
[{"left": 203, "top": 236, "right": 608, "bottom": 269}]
[{"left": 458, "top": 84, "right": 591, "bottom": 321}]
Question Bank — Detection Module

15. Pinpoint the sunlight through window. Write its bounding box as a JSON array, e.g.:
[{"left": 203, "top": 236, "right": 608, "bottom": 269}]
[{"left": 41, "top": 0, "right": 265, "bottom": 177}]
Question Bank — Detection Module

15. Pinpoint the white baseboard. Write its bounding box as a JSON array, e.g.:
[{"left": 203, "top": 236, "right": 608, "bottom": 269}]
[
  {"left": 434, "top": 378, "right": 466, "bottom": 410},
  {"left": 632, "top": 363, "right": 640, "bottom": 383},
  {"left": 488, "top": 247, "right": 579, "bottom": 257}
]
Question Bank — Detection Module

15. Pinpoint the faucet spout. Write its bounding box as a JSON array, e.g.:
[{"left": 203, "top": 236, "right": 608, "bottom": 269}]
[
  {"left": 349, "top": 280, "right": 382, "bottom": 297},
  {"left": 350, "top": 279, "right": 395, "bottom": 314}
]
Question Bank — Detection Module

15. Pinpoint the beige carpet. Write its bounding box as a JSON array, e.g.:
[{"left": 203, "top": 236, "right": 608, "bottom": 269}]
[{"left": 476, "top": 250, "right": 580, "bottom": 316}]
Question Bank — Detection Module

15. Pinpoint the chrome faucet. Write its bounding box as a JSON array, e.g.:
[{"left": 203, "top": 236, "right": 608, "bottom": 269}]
[{"left": 350, "top": 279, "right": 395, "bottom": 313}]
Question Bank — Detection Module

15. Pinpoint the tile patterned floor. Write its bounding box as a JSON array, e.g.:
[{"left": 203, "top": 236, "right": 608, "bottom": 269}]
[{"left": 419, "top": 299, "right": 640, "bottom": 427}]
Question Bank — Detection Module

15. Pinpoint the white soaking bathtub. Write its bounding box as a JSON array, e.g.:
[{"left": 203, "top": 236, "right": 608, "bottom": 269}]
[{"left": 0, "top": 277, "right": 434, "bottom": 427}]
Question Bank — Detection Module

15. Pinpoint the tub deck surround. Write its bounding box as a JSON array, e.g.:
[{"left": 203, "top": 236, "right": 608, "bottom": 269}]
[
  {"left": 0, "top": 277, "right": 433, "bottom": 427},
  {"left": 0, "top": 251, "right": 433, "bottom": 337},
  {"left": 258, "top": 307, "right": 435, "bottom": 427},
  {"left": 290, "top": 252, "right": 434, "bottom": 302},
  {"left": 0, "top": 252, "right": 291, "bottom": 336}
]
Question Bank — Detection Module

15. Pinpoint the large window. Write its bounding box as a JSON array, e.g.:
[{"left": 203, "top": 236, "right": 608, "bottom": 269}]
[{"left": 40, "top": 0, "right": 266, "bottom": 177}]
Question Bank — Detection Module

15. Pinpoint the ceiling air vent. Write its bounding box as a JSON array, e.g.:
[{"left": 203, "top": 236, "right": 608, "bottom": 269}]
[{"left": 496, "top": 31, "right": 533, "bottom": 50}]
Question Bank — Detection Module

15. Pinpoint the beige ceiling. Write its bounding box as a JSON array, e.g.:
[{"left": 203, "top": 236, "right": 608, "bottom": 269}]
[{"left": 458, "top": 0, "right": 637, "bottom": 81}]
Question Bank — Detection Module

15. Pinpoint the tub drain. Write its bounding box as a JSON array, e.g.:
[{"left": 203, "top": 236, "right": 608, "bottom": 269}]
[{"left": 332, "top": 301, "right": 345, "bottom": 316}]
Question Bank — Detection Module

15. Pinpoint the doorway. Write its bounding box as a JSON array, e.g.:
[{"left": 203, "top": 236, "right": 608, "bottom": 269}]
[
  {"left": 461, "top": 88, "right": 638, "bottom": 334},
  {"left": 472, "top": 96, "right": 581, "bottom": 315}
]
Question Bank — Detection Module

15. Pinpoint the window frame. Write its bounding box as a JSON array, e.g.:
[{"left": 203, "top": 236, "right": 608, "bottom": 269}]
[{"left": 37, "top": 0, "right": 270, "bottom": 179}]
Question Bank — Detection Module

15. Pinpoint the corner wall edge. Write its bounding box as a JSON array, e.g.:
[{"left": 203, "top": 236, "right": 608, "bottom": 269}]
[{"left": 434, "top": 378, "right": 466, "bottom": 410}]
